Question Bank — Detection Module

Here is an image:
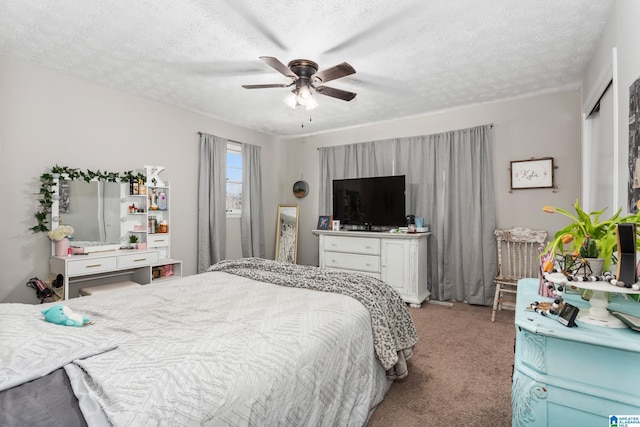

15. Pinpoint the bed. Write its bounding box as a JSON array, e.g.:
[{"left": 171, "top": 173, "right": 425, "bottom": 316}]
[{"left": 0, "top": 258, "right": 418, "bottom": 426}]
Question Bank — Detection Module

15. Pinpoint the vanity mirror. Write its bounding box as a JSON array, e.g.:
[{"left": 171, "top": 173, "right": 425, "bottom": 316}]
[
  {"left": 31, "top": 166, "right": 146, "bottom": 252},
  {"left": 275, "top": 204, "right": 299, "bottom": 264},
  {"left": 57, "top": 180, "right": 121, "bottom": 244}
]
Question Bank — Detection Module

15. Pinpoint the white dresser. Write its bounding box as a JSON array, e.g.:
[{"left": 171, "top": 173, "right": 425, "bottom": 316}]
[{"left": 314, "top": 230, "right": 431, "bottom": 307}]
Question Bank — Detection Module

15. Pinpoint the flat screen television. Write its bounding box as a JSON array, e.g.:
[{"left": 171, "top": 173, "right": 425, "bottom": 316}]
[{"left": 332, "top": 175, "right": 406, "bottom": 229}]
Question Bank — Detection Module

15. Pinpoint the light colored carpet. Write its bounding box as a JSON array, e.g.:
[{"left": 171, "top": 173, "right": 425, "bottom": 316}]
[{"left": 367, "top": 301, "right": 516, "bottom": 426}]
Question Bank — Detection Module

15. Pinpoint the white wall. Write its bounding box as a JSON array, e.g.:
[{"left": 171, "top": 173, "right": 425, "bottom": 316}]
[
  {"left": 582, "top": 0, "right": 640, "bottom": 212},
  {"left": 284, "top": 90, "right": 583, "bottom": 267},
  {"left": 0, "top": 56, "right": 284, "bottom": 303}
]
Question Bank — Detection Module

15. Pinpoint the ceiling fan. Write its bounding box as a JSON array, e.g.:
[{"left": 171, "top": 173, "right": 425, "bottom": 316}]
[{"left": 242, "top": 56, "right": 357, "bottom": 110}]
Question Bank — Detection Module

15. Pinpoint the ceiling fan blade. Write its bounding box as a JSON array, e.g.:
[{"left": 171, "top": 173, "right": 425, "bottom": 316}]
[
  {"left": 315, "top": 86, "right": 357, "bottom": 101},
  {"left": 219, "top": 0, "right": 288, "bottom": 50},
  {"left": 163, "top": 60, "right": 267, "bottom": 77},
  {"left": 260, "top": 56, "right": 298, "bottom": 79},
  {"left": 323, "top": 4, "right": 421, "bottom": 55},
  {"left": 312, "top": 62, "right": 356, "bottom": 84},
  {"left": 242, "top": 83, "right": 291, "bottom": 89}
]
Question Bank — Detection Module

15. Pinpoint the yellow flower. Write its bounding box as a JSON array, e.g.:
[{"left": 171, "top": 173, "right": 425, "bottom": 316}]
[
  {"left": 542, "top": 206, "right": 556, "bottom": 213},
  {"left": 542, "top": 260, "right": 555, "bottom": 272},
  {"left": 561, "top": 234, "right": 573, "bottom": 244}
]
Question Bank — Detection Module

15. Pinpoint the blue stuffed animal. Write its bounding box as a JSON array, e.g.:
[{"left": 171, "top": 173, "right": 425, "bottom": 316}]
[{"left": 42, "top": 304, "right": 90, "bottom": 327}]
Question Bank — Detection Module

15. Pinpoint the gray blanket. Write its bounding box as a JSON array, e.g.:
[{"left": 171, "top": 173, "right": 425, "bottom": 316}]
[{"left": 208, "top": 258, "right": 418, "bottom": 378}]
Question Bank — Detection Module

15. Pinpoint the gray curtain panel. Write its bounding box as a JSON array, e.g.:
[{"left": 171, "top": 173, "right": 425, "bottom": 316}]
[
  {"left": 241, "top": 143, "right": 265, "bottom": 258},
  {"left": 197, "top": 133, "right": 227, "bottom": 273},
  {"left": 318, "top": 141, "right": 395, "bottom": 215},
  {"left": 318, "top": 125, "right": 496, "bottom": 305}
]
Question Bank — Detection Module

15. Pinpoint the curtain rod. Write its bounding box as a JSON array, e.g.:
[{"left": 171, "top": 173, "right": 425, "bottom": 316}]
[
  {"left": 199, "top": 122, "right": 494, "bottom": 147},
  {"left": 197, "top": 131, "right": 241, "bottom": 145},
  {"left": 314, "top": 124, "right": 494, "bottom": 150}
]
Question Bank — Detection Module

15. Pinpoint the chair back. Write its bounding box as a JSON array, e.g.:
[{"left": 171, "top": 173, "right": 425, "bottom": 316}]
[{"left": 495, "top": 227, "right": 547, "bottom": 280}]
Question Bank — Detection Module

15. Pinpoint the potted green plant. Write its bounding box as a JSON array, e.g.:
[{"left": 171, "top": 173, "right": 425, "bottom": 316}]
[
  {"left": 578, "top": 235, "right": 605, "bottom": 275},
  {"left": 128, "top": 234, "right": 139, "bottom": 249},
  {"left": 541, "top": 199, "right": 640, "bottom": 274}
]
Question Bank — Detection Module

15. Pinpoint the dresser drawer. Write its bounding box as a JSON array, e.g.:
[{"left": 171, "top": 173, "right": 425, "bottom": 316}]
[
  {"left": 324, "top": 251, "right": 380, "bottom": 273},
  {"left": 67, "top": 256, "right": 117, "bottom": 276},
  {"left": 147, "top": 234, "right": 170, "bottom": 248},
  {"left": 324, "top": 235, "right": 380, "bottom": 255},
  {"left": 325, "top": 267, "right": 381, "bottom": 280},
  {"left": 118, "top": 251, "right": 159, "bottom": 269}
]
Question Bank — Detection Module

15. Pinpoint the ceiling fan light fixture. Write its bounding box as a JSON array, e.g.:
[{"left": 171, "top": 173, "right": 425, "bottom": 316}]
[
  {"left": 298, "top": 84, "right": 312, "bottom": 101},
  {"left": 283, "top": 86, "right": 319, "bottom": 111},
  {"left": 304, "top": 95, "right": 319, "bottom": 110},
  {"left": 296, "top": 84, "right": 318, "bottom": 110},
  {"left": 283, "top": 92, "right": 298, "bottom": 109}
]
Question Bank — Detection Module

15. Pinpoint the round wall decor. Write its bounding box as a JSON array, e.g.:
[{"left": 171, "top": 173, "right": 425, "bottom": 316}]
[{"left": 293, "top": 180, "right": 309, "bottom": 198}]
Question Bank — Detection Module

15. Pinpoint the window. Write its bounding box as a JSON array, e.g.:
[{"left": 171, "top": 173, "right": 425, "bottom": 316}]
[{"left": 226, "top": 143, "right": 242, "bottom": 216}]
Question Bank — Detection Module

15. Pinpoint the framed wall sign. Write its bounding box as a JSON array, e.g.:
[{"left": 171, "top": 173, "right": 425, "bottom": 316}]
[{"left": 510, "top": 157, "right": 555, "bottom": 190}]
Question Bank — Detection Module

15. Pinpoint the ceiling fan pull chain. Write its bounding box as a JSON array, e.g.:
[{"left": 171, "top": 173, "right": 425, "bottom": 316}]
[{"left": 301, "top": 112, "right": 313, "bottom": 127}]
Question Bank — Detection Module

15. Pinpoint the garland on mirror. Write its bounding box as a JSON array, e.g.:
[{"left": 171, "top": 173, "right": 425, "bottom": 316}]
[{"left": 30, "top": 165, "right": 145, "bottom": 233}]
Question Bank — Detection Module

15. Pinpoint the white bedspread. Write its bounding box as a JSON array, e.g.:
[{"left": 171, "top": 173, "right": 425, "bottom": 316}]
[{"left": 1, "top": 271, "right": 390, "bottom": 426}]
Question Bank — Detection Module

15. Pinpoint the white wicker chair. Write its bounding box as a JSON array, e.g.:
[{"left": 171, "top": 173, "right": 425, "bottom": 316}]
[{"left": 491, "top": 227, "right": 547, "bottom": 322}]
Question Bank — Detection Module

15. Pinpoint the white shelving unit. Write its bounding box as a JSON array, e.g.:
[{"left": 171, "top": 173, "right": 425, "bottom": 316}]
[{"left": 121, "top": 178, "right": 181, "bottom": 285}]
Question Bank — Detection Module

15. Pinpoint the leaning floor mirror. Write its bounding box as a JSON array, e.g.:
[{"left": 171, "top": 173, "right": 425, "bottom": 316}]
[{"left": 275, "top": 204, "right": 299, "bottom": 264}]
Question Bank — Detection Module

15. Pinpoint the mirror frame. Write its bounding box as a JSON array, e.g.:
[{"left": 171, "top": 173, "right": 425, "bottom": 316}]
[
  {"left": 275, "top": 204, "right": 300, "bottom": 264},
  {"left": 292, "top": 180, "right": 309, "bottom": 198}
]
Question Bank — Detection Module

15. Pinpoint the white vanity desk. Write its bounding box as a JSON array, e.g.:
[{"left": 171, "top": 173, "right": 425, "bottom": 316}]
[
  {"left": 50, "top": 249, "right": 177, "bottom": 299},
  {"left": 45, "top": 166, "right": 181, "bottom": 300}
]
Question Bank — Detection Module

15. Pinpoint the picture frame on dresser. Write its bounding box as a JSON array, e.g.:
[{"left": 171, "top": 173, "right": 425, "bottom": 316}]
[{"left": 317, "top": 215, "right": 330, "bottom": 230}]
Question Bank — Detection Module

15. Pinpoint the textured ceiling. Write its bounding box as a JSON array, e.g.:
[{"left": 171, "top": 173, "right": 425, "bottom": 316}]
[{"left": 0, "top": 0, "right": 613, "bottom": 137}]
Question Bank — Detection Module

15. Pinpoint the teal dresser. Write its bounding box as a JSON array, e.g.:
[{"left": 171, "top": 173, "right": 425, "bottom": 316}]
[{"left": 513, "top": 278, "right": 640, "bottom": 426}]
